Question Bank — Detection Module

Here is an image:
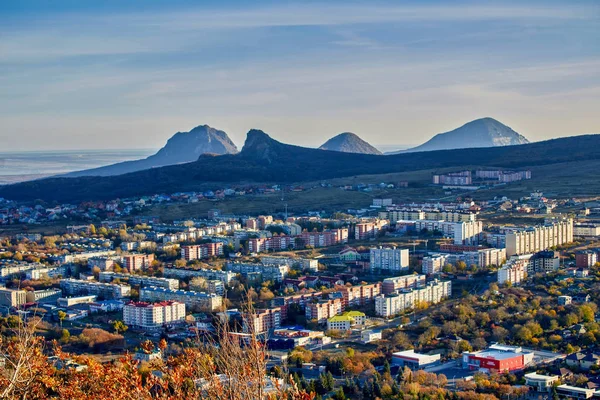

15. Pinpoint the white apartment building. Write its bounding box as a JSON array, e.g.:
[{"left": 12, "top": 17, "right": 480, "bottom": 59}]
[
  {"left": 139, "top": 286, "right": 222, "bottom": 312},
  {"left": 505, "top": 219, "right": 573, "bottom": 256},
  {"left": 375, "top": 280, "right": 452, "bottom": 317},
  {"left": 0, "top": 288, "right": 27, "bottom": 308},
  {"left": 574, "top": 223, "right": 600, "bottom": 237},
  {"left": 60, "top": 279, "right": 131, "bottom": 299},
  {"left": 370, "top": 247, "right": 409, "bottom": 273},
  {"left": 226, "top": 262, "right": 289, "bottom": 282},
  {"left": 414, "top": 220, "right": 482, "bottom": 245},
  {"left": 162, "top": 267, "right": 236, "bottom": 285},
  {"left": 497, "top": 255, "right": 530, "bottom": 285},
  {"left": 99, "top": 271, "right": 179, "bottom": 290},
  {"left": 381, "top": 274, "right": 427, "bottom": 294},
  {"left": 123, "top": 301, "right": 186, "bottom": 331},
  {"left": 261, "top": 256, "right": 319, "bottom": 272},
  {"left": 422, "top": 255, "right": 447, "bottom": 275}
]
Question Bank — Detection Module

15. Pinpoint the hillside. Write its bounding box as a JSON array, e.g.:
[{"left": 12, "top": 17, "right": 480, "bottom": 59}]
[
  {"left": 390, "top": 117, "right": 529, "bottom": 154},
  {"left": 1, "top": 131, "right": 599, "bottom": 203},
  {"left": 64, "top": 125, "right": 238, "bottom": 177},
  {"left": 319, "top": 132, "right": 382, "bottom": 155}
]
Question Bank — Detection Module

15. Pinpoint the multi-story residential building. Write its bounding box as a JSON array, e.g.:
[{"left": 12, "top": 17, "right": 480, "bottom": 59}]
[
  {"left": 327, "top": 311, "right": 366, "bottom": 331},
  {"left": 181, "top": 242, "right": 224, "bottom": 261},
  {"left": 375, "top": 280, "right": 451, "bottom": 317},
  {"left": 206, "top": 280, "right": 225, "bottom": 295},
  {"left": 355, "top": 221, "right": 387, "bottom": 240},
  {"left": 505, "top": 219, "right": 573, "bottom": 256},
  {"left": 370, "top": 247, "right": 409, "bottom": 273},
  {"left": 270, "top": 292, "right": 323, "bottom": 320},
  {"left": 56, "top": 250, "right": 116, "bottom": 264},
  {"left": 463, "top": 248, "right": 506, "bottom": 268},
  {"left": 305, "top": 298, "right": 343, "bottom": 324},
  {"left": 529, "top": 251, "right": 560, "bottom": 274},
  {"left": 123, "top": 301, "right": 186, "bottom": 331},
  {"left": 414, "top": 220, "right": 483, "bottom": 245},
  {"left": 98, "top": 271, "right": 179, "bottom": 290},
  {"left": 162, "top": 267, "right": 236, "bottom": 285},
  {"left": 60, "top": 279, "right": 131, "bottom": 299},
  {"left": 261, "top": 256, "right": 319, "bottom": 272},
  {"left": 24, "top": 266, "right": 66, "bottom": 280},
  {"left": 497, "top": 256, "right": 530, "bottom": 285},
  {"left": 122, "top": 253, "right": 155, "bottom": 271},
  {"left": 576, "top": 251, "right": 598, "bottom": 268},
  {"left": 0, "top": 262, "right": 46, "bottom": 278},
  {"left": 87, "top": 256, "right": 120, "bottom": 272},
  {"left": 139, "top": 286, "right": 222, "bottom": 312},
  {"left": 0, "top": 288, "right": 27, "bottom": 308},
  {"left": 422, "top": 255, "right": 447, "bottom": 275},
  {"left": 226, "top": 262, "right": 289, "bottom": 283},
  {"left": 574, "top": 223, "right": 600, "bottom": 237},
  {"left": 25, "top": 289, "right": 62, "bottom": 304},
  {"left": 381, "top": 274, "right": 426, "bottom": 294},
  {"left": 338, "top": 283, "right": 381, "bottom": 308},
  {"left": 432, "top": 171, "right": 472, "bottom": 186},
  {"left": 380, "top": 209, "right": 477, "bottom": 223},
  {"left": 243, "top": 307, "right": 282, "bottom": 334}
]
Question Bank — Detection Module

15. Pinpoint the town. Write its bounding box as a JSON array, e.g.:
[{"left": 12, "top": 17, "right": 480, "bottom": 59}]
[{"left": 2, "top": 191, "right": 600, "bottom": 399}]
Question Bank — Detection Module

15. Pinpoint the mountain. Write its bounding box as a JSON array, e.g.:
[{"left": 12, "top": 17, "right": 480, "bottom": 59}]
[
  {"left": 389, "top": 117, "right": 529, "bottom": 154},
  {"left": 319, "top": 132, "right": 382, "bottom": 155},
  {"left": 64, "top": 125, "right": 238, "bottom": 177},
  {"left": 1, "top": 131, "right": 599, "bottom": 203}
]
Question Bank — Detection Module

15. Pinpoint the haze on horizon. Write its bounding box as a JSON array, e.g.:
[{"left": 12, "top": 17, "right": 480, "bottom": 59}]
[{"left": 1, "top": 0, "right": 599, "bottom": 152}]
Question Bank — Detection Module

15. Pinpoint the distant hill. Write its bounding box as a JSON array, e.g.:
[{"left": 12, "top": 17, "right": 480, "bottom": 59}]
[
  {"left": 64, "top": 125, "right": 238, "bottom": 177},
  {"left": 389, "top": 117, "right": 529, "bottom": 154},
  {"left": 1, "top": 131, "right": 599, "bottom": 203},
  {"left": 319, "top": 132, "right": 382, "bottom": 155}
]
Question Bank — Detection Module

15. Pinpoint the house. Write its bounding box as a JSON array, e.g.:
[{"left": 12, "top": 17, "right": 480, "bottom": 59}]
[
  {"left": 558, "top": 296, "right": 572, "bottom": 306},
  {"left": 566, "top": 351, "right": 600, "bottom": 370},
  {"left": 133, "top": 349, "right": 162, "bottom": 363}
]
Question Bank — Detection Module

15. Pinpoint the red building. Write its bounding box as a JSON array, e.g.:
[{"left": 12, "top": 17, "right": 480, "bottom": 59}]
[
  {"left": 462, "top": 348, "right": 533, "bottom": 373},
  {"left": 181, "top": 243, "right": 224, "bottom": 260},
  {"left": 122, "top": 253, "right": 155, "bottom": 271}
]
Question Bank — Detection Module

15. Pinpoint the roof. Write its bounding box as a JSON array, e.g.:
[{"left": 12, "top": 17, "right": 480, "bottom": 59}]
[
  {"left": 328, "top": 315, "right": 354, "bottom": 323},
  {"left": 392, "top": 350, "right": 440, "bottom": 362},
  {"left": 468, "top": 350, "right": 523, "bottom": 361},
  {"left": 524, "top": 373, "right": 558, "bottom": 382}
]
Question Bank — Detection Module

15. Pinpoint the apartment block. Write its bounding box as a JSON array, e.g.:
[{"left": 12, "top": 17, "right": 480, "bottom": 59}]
[
  {"left": 422, "top": 255, "right": 447, "bottom": 275},
  {"left": 26, "top": 289, "right": 62, "bottom": 304},
  {"left": 60, "top": 279, "right": 131, "bottom": 299},
  {"left": 139, "top": 286, "right": 222, "bottom": 312},
  {"left": 414, "top": 220, "right": 482, "bottom": 245},
  {"left": 305, "top": 298, "right": 343, "bottom": 324},
  {"left": 381, "top": 274, "right": 426, "bottom": 294},
  {"left": 529, "top": 251, "right": 560, "bottom": 274},
  {"left": 122, "top": 253, "right": 155, "bottom": 271},
  {"left": 181, "top": 242, "right": 224, "bottom": 261},
  {"left": 162, "top": 267, "right": 236, "bottom": 285},
  {"left": 497, "top": 256, "right": 529, "bottom": 285},
  {"left": 0, "top": 288, "right": 27, "bottom": 308},
  {"left": 505, "top": 219, "right": 573, "bottom": 256},
  {"left": 337, "top": 283, "right": 381, "bottom": 308},
  {"left": 99, "top": 271, "right": 179, "bottom": 290},
  {"left": 576, "top": 251, "right": 598, "bottom": 268},
  {"left": 370, "top": 247, "right": 409, "bottom": 273},
  {"left": 355, "top": 221, "right": 387, "bottom": 240},
  {"left": 261, "top": 256, "right": 319, "bottom": 272},
  {"left": 226, "top": 262, "right": 289, "bottom": 282},
  {"left": 375, "top": 280, "right": 452, "bottom": 317},
  {"left": 243, "top": 307, "right": 282, "bottom": 334},
  {"left": 123, "top": 301, "right": 186, "bottom": 331}
]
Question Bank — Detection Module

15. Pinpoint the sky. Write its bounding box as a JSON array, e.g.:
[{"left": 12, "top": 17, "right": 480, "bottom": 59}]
[{"left": 1, "top": 0, "right": 599, "bottom": 151}]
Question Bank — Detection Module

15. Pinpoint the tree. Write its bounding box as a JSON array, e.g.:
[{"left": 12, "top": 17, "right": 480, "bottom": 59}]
[
  {"left": 89, "top": 224, "right": 97, "bottom": 235},
  {"left": 57, "top": 310, "right": 67, "bottom": 328},
  {"left": 112, "top": 320, "right": 128, "bottom": 335}
]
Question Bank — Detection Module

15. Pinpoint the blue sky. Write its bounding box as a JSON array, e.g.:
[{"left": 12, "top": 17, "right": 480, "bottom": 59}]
[{"left": 1, "top": 0, "right": 599, "bottom": 151}]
